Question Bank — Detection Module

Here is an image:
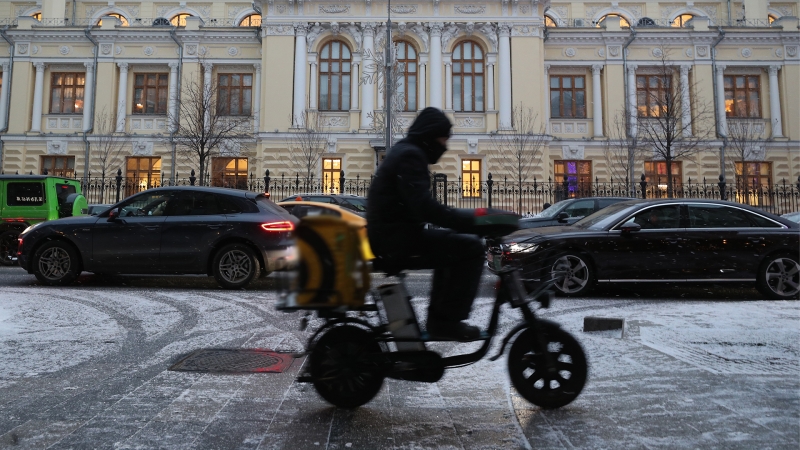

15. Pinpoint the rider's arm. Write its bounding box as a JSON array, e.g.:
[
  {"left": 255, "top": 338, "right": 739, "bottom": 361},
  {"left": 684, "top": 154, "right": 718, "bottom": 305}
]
[{"left": 395, "top": 153, "right": 474, "bottom": 230}]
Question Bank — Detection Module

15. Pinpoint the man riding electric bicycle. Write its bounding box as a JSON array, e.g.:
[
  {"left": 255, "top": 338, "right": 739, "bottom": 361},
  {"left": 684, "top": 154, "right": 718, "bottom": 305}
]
[{"left": 367, "top": 107, "right": 485, "bottom": 341}]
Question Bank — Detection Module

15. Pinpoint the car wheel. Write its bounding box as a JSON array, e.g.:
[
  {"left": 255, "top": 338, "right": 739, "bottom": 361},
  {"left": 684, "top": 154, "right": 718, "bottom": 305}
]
[
  {"left": 212, "top": 243, "right": 260, "bottom": 289},
  {"left": 756, "top": 254, "right": 800, "bottom": 300},
  {"left": 0, "top": 230, "right": 19, "bottom": 266},
  {"left": 32, "top": 240, "right": 81, "bottom": 286},
  {"left": 551, "top": 253, "right": 595, "bottom": 296}
]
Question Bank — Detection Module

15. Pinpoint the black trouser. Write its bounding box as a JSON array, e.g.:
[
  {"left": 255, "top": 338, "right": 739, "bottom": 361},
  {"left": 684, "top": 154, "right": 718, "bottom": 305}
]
[{"left": 373, "top": 228, "right": 485, "bottom": 323}]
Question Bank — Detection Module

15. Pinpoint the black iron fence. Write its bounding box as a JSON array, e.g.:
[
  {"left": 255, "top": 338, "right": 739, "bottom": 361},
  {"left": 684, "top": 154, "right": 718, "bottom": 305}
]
[{"left": 76, "top": 169, "right": 800, "bottom": 216}]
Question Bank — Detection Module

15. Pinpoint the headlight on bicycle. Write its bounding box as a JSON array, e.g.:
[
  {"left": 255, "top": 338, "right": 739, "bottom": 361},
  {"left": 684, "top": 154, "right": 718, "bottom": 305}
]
[{"left": 505, "top": 242, "right": 540, "bottom": 253}]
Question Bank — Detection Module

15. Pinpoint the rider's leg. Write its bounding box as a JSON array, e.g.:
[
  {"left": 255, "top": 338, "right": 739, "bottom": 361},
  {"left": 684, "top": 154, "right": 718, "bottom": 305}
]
[{"left": 421, "top": 231, "right": 485, "bottom": 338}]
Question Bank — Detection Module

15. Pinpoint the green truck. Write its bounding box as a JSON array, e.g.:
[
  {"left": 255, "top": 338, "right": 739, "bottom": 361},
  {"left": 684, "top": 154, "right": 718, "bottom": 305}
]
[{"left": 0, "top": 175, "right": 88, "bottom": 265}]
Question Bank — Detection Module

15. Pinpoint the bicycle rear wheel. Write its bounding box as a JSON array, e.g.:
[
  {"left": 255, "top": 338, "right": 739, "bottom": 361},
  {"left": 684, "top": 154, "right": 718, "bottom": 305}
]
[
  {"left": 508, "top": 324, "right": 587, "bottom": 409},
  {"left": 309, "top": 325, "right": 386, "bottom": 408}
]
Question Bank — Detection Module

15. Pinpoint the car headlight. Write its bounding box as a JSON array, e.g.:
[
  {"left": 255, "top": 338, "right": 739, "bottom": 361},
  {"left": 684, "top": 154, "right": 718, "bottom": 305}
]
[{"left": 506, "top": 242, "right": 540, "bottom": 253}]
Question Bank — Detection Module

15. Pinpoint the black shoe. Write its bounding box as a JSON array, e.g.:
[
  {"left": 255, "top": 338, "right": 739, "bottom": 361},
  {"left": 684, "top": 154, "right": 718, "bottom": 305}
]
[{"left": 426, "top": 320, "right": 482, "bottom": 342}]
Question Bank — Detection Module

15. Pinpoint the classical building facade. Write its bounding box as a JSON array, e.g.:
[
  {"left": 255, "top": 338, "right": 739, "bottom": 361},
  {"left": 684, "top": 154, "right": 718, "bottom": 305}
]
[{"left": 0, "top": 0, "right": 797, "bottom": 200}]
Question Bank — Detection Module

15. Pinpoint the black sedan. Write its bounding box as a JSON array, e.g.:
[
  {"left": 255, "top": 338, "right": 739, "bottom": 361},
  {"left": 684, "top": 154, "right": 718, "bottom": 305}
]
[
  {"left": 488, "top": 199, "right": 800, "bottom": 300},
  {"left": 17, "top": 187, "right": 297, "bottom": 289},
  {"left": 521, "top": 197, "right": 631, "bottom": 229}
]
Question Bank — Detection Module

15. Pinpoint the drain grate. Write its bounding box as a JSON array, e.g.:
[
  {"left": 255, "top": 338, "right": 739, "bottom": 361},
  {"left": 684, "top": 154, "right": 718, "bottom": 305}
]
[{"left": 169, "top": 349, "right": 296, "bottom": 373}]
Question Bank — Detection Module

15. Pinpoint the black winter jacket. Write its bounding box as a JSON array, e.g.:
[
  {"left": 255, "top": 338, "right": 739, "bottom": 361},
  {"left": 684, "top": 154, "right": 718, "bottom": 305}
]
[{"left": 367, "top": 109, "right": 473, "bottom": 257}]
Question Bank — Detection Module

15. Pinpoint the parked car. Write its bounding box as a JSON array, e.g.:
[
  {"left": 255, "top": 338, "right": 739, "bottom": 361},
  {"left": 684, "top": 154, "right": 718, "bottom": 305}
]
[
  {"left": 278, "top": 200, "right": 374, "bottom": 260},
  {"left": 0, "top": 175, "right": 87, "bottom": 265},
  {"left": 781, "top": 211, "right": 800, "bottom": 224},
  {"left": 87, "top": 204, "right": 112, "bottom": 215},
  {"left": 487, "top": 199, "right": 800, "bottom": 300},
  {"left": 17, "top": 186, "right": 297, "bottom": 289},
  {"left": 279, "top": 193, "right": 367, "bottom": 216},
  {"left": 520, "top": 197, "right": 632, "bottom": 229}
]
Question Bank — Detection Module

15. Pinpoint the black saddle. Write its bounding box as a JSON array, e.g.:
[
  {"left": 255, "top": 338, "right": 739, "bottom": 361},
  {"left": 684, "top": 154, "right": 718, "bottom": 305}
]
[{"left": 371, "top": 255, "right": 430, "bottom": 276}]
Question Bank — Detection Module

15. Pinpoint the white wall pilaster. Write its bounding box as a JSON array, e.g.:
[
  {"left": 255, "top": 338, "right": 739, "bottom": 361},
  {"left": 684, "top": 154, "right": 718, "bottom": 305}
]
[
  {"left": 292, "top": 23, "right": 308, "bottom": 127},
  {"left": 768, "top": 65, "right": 783, "bottom": 138},
  {"left": 253, "top": 63, "right": 262, "bottom": 131},
  {"left": 418, "top": 62, "right": 426, "bottom": 110},
  {"left": 0, "top": 62, "right": 10, "bottom": 130},
  {"left": 31, "top": 62, "right": 46, "bottom": 132},
  {"left": 116, "top": 62, "right": 129, "bottom": 132},
  {"left": 627, "top": 64, "right": 638, "bottom": 137},
  {"left": 592, "top": 64, "right": 603, "bottom": 137},
  {"left": 444, "top": 60, "right": 452, "bottom": 110},
  {"left": 428, "top": 23, "right": 443, "bottom": 110},
  {"left": 680, "top": 65, "right": 692, "bottom": 137},
  {"left": 715, "top": 64, "right": 727, "bottom": 137},
  {"left": 498, "top": 23, "right": 512, "bottom": 129},
  {"left": 360, "top": 23, "right": 376, "bottom": 128}
]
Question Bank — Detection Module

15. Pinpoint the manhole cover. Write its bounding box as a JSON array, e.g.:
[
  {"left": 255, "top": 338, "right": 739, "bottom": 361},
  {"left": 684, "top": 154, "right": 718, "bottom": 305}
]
[{"left": 169, "top": 349, "right": 296, "bottom": 373}]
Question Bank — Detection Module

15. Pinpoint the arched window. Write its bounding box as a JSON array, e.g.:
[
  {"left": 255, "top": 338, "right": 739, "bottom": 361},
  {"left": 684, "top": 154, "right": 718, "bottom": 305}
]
[
  {"left": 768, "top": 15, "right": 778, "bottom": 24},
  {"left": 545, "top": 16, "right": 557, "bottom": 27},
  {"left": 170, "top": 13, "right": 192, "bottom": 27},
  {"left": 319, "top": 41, "right": 352, "bottom": 111},
  {"left": 152, "top": 17, "right": 171, "bottom": 26},
  {"left": 31, "top": 12, "right": 42, "bottom": 21},
  {"left": 452, "top": 41, "right": 485, "bottom": 112},
  {"left": 672, "top": 14, "right": 695, "bottom": 27},
  {"left": 239, "top": 14, "right": 261, "bottom": 27},
  {"left": 597, "top": 14, "right": 630, "bottom": 28},
  {"left": 395, "top": 41, "right": 418, "bottom": 111},
  {"left": 98, "top": 13, "right": 129, "bottom": 27}
]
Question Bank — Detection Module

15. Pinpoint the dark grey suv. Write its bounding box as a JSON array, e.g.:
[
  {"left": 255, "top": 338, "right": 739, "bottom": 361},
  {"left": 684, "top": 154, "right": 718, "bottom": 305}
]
[
  {"left": 17, "top": 187, "right": 297, "bottom": 289},
  {"left": 520, "top": 197, "right": 631, "bottom": 229}
]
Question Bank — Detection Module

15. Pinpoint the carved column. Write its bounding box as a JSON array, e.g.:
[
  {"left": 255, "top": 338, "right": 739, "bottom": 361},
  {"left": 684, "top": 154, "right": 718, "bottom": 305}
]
[
  {"left": 498, "top": 23, "right": 512, "bottom": 129},
  {"left": 202, "top": 62, "right": 213, "bottom": 131},
  {"left": 0, "top": 62, "right": 10, "bottom": 130},
  {"left": 487, "top": 62, "right": 495, "bottom": 111},
  {"left": 768, "top": 65, "right": 783, "bottom": 138},
  {"left": 627, "top": 64, "right": 638, "bottom": 137},
  {"left": 167, "top": 62, "right": 179, "bottom": 133},
  {"left": 293, "top": 23, "right": 308, "bottom": 127},
  {"left": 428, "top": 22, "right": 443, "bottom": 109},
  {"left": 680, "top": 65, "right": 692, "bottom": 137},
  {"left": 83, "top": 62, "right": 95, "bottom": 131},
  {"left": 31, "top": 62, "right": 46, "bottom": 132},
  {"left": 309, "top": 61, "right": 318, "bottom": 110},
  {"left": 114, "top": 62, "right": 129, "bottom": 133},
  {"left": 350, "top": 60, "right": 359, "bottom": 110},
  {"left": 253, "top": 63, "right": 262, "bottom": 131},
  {"left": 444, "top": 61, "right": 452, "bottom": 110},
  {"left": 715, "top": 64, "right": 727, "bottom": 137},
  {"left": 360, "top": 23, "right": 376, "bottom": 128},
  {"left": 418, "top": 61, "right": 426, "bottom": 109},
  {"left": 542, "top": 64, "right": 550, "bottom": 133},
  {"left": 592, "top": 64, "right": 603, "bottom": 137}
]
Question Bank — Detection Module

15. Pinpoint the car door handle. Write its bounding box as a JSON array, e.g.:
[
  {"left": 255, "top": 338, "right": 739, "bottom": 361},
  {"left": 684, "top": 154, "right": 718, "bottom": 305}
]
[
  {"left": 207, "top": 225, "right": 222, "bottom": 230},
  {"left": 748, "top": 237, "right": 764, "bottom": 242},
  {"left": 144, "top": 225, "right": 160, "bottom": 231},
  {"left": 666, "top": 238, "right": 682, "bottom": 244}
]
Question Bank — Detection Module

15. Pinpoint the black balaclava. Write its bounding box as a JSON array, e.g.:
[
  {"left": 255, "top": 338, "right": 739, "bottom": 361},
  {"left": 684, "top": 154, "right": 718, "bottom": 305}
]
[{"left": 405, "top": 107, "right": 453, "bottom": 164}]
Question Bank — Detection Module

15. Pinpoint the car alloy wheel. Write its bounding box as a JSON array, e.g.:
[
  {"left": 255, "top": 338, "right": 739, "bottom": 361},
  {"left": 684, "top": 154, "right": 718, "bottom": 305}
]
[
  {"left": 551, "top": 254, "right": 594, "bottom": 296},
  {"left": 758, "top": 255, "right": 800, "bottom": 300},
  {"left": 213, "top": 243, "right": 260, "bottom": 289},
  {"left": 32, "top": 241, "right": 81, "bottom": 286}
]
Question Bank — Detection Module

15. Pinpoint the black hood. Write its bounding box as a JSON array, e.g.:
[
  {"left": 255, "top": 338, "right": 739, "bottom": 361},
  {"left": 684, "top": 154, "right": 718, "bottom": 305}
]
[{"left": 406, "top": 107, "right": 452, "bottom": 164}]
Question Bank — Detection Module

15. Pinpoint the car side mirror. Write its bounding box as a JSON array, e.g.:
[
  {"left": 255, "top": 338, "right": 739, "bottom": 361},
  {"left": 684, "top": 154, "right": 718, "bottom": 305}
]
[
  {"left": 620, "top": 222, "right": 641, "bottom": 233},
  {"left": 107, "top": 208, "right": 120, "bottom": 222},
  {"left": 557, "top": 212, "right": 569, "bottom": 223}
]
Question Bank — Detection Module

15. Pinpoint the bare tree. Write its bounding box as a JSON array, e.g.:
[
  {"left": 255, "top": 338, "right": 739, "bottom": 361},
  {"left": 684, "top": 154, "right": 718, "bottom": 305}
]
[
  {"left": 725, "top": 118, "right": 770, "bottom": 201},
  {"left": 92, "top": 107, "right": 128, "bottom": 202},
  {"left": 489, "top": 104, "right": 549, "bottom": 212},
  {"left": 361, "top": 33, "right": 407, "bottom": 147},
  {"left": 604, "top": 109, "right": 645, "bottom": 194},
  {"left": 169, "top": 70, "right": 254, "bottom": 186},
  {"left": 635, "top": 46, "right": 715, "bottom": 198},
  {"left": 286, "top": 108, "right": 331, "bottom": 186}
]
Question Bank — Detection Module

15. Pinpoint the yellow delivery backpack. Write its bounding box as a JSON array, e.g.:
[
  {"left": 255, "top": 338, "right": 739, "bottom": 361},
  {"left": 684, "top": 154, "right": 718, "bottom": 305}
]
[{"left": 293, "top": 215, "right": 370, "bottom": 308}]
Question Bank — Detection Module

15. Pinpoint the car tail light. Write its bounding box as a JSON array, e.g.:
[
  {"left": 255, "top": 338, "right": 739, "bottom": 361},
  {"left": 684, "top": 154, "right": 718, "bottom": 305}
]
[
  {"left": 261, "top": 221, "right": 294, "bottom": 232},
  {"left": 16, "top": 237, "right": 23, "bottom": 256}
]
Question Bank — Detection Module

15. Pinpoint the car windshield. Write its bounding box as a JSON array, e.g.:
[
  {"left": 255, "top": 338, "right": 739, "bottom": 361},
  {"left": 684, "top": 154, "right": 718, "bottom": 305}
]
[
  {"left": 572, "top": 202, "right": 640, "bottom": 230},
  {"left": 341, "top": 197, "right": 367, "bottom": 212},
  {"left": 533, "top": 200, "right": 570, "bottom": 218}
]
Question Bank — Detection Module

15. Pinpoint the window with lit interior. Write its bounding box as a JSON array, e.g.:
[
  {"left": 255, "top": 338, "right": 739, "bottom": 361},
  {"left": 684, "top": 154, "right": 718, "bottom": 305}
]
[
  {"left": 724, "top": 75, "right": 761, "bottom": 118},
  {"left": 461, "top": 159, "right": 481, "bottom": 198},
  {"left": 50, "top": 73, "right": 86, "bottom": 114},
  {"left": 322, "top": 158, "right": 342, "bottom": 194},
  {"left": 133, "top": 73, "right": 169, "bottom": 114}
]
